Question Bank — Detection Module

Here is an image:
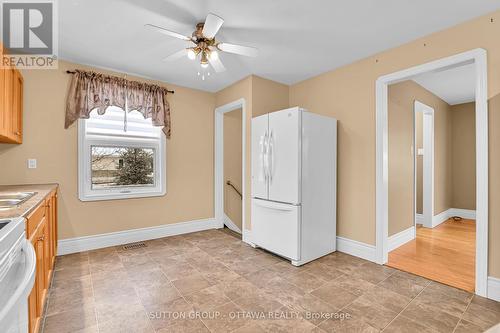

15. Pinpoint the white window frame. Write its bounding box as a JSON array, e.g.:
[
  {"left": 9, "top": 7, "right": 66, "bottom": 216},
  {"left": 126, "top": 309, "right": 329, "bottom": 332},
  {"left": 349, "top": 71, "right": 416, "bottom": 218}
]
[{"left": 78, "top": 118, "right": 166, "bottom": 202}]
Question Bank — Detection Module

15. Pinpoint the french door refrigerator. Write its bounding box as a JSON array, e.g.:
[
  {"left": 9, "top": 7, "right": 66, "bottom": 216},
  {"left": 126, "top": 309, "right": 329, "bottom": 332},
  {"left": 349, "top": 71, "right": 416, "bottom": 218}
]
[{"left": 251, "top": 107, "right": 337, "bottom": 266}]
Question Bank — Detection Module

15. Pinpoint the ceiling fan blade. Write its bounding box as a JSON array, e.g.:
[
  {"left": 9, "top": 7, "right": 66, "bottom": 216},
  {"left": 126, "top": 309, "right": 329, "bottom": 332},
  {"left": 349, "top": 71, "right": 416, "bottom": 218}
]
[
  {"left": 208, "top": 55, "right": 226, "bottom": 73},
  {"left": 202, "top": 13, "right": 224, "bottom": 39},
  {"left": 218, "top": 43, "right": 258, "bottom": 57},
  {"left": 162, "top": 49, "right": 187, "bottom": 62},
  {"left": 145, "top": 24, "right": 191, "bottom": 41}
]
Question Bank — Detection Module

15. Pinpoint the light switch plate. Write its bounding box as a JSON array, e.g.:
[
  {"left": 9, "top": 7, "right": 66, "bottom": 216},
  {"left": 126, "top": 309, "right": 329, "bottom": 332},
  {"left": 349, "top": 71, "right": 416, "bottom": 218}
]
[{"left": 27, "top": 159, "right": 37, "bottom": 169}]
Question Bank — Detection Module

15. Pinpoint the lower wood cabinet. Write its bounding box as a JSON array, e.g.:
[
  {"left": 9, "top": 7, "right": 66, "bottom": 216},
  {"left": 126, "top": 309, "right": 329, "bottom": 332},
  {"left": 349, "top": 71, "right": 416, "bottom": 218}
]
[{"left": 27, "top": 189, "right": 58, "bottom": 333}]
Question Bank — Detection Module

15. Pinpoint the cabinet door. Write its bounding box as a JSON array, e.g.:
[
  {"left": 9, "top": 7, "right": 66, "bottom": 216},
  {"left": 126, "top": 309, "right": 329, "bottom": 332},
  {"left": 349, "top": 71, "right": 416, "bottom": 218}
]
[
  {"left": 11, "top": 69, "right": 23, "bottom": 142},
  {"left": 43, "top": 216, "right": 51, "bottom": 287},
  {"left": 28, "top": 235, "right": 39, "bottom": 333},
  {"left": 35, "top": 226, "right": 45, "bottom": 315},
  {"left": 0, "top": 67, "right": 4, "bottom": 133},
  {"left": 3, "top": 68, "right": 13, "bottom": 138}
]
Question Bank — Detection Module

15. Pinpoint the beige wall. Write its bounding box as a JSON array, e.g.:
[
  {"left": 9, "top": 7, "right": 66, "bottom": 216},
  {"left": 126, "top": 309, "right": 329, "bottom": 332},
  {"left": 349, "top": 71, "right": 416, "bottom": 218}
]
[
  {"left": 223, "top": 109, "right": 243, "bottom": 230},
  {"left": 215, "top": 75, "right": 289, "bottom": 230},
  {"left": 252, "top": 76, "right": 290, "bottom": 117},
  {"left": 451, "top": 102, "right": 476, "bottom": 210},
  {"left": 0, "top": 60, "right": 215, "bottom": 239},
  {"left": 289, "top": 10, "right": 500, "bottom": 277},
  {"left": 388, "top": 81, "right": 453, "bottom": 236},
  {"left": 414, "top": 102, "right": 476, "bottom": 215}
]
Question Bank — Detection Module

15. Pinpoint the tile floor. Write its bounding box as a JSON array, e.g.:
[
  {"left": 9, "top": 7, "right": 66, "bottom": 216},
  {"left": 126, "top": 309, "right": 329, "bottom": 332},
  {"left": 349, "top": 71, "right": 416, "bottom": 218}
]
[{"left": 42, "top": 229, "right": 500, "bottom": 333}]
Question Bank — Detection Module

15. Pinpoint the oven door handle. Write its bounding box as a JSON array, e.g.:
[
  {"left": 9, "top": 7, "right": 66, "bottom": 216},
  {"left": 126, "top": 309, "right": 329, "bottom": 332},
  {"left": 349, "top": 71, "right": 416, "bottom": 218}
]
[{"left": 0, "top": 240, "right": 36, "bottom": 324}]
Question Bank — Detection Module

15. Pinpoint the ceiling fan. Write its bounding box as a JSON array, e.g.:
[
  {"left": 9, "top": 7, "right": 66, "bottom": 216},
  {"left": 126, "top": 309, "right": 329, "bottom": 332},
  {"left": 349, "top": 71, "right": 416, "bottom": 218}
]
[{"left": 145, "top": 13, "right": 258, "bottom": 73}]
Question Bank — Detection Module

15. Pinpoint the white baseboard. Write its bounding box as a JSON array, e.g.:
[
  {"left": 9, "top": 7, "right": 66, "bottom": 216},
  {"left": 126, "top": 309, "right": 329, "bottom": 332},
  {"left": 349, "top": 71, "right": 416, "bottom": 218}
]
[
  {"left": 223, "top": 214, "right": 242, "bottom": 234},
  {"left": 58, "top": 218, "right": 218, "bottom": 255},
  {"left": 448, "top": 208, "right": 476, "bottom": 220},
  {"left": 415, "top": 214, "right": 424, "bottom": 225},
  {"left": 388, "top": 226, "right": 415, "bottom": 252},
  {"left": 433, "top": 208, "right": 476, "bottom": 228},
  {"left": 488, "top": 276, "right": 500, "bottom": 302},
  {"left": 336, "top": 236, "right": 377, "bottom": 263}
]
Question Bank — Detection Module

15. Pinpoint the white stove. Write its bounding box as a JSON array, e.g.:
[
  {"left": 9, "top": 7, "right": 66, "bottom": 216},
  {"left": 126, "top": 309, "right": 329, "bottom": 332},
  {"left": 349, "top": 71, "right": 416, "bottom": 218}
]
[{"left": 0, "top": 217, "right": 36, "bottom": 333}]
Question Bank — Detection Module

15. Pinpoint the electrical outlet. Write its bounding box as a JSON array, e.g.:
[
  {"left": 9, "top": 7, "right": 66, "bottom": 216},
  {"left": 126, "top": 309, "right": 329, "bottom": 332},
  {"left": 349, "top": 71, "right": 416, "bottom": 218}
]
[{"left": 27, "top": 159, "right": 37, "bottom": 169}]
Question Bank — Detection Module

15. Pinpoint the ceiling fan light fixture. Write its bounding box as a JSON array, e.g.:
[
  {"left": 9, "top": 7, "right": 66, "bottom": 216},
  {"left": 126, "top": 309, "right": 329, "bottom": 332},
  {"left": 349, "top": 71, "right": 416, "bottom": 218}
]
[
  {"left": 187, "top": 48, "right": 196, "bottom": 60},
  {"left": 200, "top": 51, "right": 209, "bottom": 68}
]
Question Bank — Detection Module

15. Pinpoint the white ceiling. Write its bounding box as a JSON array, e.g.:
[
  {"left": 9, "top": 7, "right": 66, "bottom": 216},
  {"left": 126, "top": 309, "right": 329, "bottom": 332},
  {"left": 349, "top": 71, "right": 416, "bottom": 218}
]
[
  {"left": 412, "top": 63, "right": 476, "bottom": 105},
  {"left": 60, "top": 0, "right": 500, "bottom": 92}
]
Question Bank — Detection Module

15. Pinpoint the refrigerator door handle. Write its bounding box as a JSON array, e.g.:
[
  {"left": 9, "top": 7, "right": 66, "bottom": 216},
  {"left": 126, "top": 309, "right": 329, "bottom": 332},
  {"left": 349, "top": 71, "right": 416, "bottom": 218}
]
[
  {"left": 260, "top": 131, "right": 269, "bottom": 182},
  {"left": 268, "top": 130, "right": 275, "bottom": 183},
  {"left": 253, "top": 199, "right": 295, "bottom": 211}
]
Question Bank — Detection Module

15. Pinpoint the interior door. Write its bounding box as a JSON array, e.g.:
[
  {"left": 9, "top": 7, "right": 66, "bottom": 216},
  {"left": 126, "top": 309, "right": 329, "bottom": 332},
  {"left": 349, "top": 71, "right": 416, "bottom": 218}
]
[
  {"left": 251, "top": 114, "right": 269, "bottom": 200},
  {"left": 268, "top": 108, "right": 301, "bottom": 204}
]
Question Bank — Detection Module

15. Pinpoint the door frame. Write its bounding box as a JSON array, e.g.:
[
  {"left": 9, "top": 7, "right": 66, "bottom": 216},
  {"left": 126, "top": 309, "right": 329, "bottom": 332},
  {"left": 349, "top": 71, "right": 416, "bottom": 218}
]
[
  {"left": 375, "top": 48, "right": 488, "bottom": 296},
  {"left": 214, "top": 98, "right": 247, "bottom": 239},
  {"left": 414, "top": 101, "right": 435, "bottom": 229}
]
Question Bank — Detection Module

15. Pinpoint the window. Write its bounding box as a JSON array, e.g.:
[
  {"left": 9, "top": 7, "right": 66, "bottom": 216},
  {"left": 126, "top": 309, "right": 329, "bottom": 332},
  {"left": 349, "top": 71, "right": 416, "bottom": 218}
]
[{"left": 78, "top": 106, "right": 166, "bottom": 201}]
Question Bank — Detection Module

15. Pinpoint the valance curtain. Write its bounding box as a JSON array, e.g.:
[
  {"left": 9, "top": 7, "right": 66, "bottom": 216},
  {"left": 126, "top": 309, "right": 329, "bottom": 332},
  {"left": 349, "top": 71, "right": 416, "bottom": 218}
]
[{"left": 65, "top": 70, "right": 172, "bottom": 138}]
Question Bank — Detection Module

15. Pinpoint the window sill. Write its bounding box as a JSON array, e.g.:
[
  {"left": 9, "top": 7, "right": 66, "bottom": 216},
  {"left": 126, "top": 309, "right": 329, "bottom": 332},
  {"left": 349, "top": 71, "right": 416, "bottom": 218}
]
[{"left": 78, "top": 188, "right": 166, "bottom": 202}]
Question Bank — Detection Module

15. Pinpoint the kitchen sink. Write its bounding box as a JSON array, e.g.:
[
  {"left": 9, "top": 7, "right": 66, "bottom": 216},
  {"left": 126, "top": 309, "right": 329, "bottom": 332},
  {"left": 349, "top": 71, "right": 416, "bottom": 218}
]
[{"left": 0, "top": 192, "right": 36, "bottom": 210}]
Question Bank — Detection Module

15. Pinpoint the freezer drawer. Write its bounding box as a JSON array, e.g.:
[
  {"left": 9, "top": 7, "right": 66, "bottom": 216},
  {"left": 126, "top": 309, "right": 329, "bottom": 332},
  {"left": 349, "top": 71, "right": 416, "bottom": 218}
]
[{"left": 251, "top": 199, "right": 300, "bottom": 260}]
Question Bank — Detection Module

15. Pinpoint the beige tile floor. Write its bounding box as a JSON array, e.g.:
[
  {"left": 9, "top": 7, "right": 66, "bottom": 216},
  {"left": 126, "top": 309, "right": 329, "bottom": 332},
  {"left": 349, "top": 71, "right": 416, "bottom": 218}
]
[{"left": 42, "top": 229, "right": 500, "bottom": 333}]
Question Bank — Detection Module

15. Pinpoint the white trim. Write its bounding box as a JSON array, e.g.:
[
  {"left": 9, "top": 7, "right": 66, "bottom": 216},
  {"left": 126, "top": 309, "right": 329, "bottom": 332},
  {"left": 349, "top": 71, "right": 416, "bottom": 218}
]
[
  {"left": 388, "top": 226, "right": 415, "bottom": 252},
  {"left": 432, "top": 208, "right": 477, "bottom": 227},
  {"left": 336, "top": 237, "right": 377, "bottom": 263},
  {"left": 415, "top": 214, "right": 424, "bottom": 225},
  {"left": 57, "top": 218, "right": 218, "bottom": 255},
  {"left": 224, "top": 214, "right": 242, "bottom": 234},
  {"left": 77, "top": 118, "right": 167, "bottom": 202},
  {"left": 215, "top": 99, "right": 248, "bottom": 242},
  {"left": 487, "top": 277, "right": 500, "bottom": 302},
  {"left": 242, "top": 230, "right": 255, "bottom": 247},
  {"left": 414, "top": 101, "right": 434, "bottom": 228},
  {"left": 432, "top": 209, "right": 451, "bottom": 228},
  {"left": 449, "top": 208, "right": 476, "bottom": 220},
  {"left": 376, "top": 48, "right": 488, "bottom": 297}
]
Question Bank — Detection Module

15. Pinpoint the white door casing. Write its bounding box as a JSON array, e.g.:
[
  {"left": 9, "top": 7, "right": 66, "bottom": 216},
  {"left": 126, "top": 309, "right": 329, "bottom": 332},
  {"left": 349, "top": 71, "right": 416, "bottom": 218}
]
[
  {"left": 215, "top": 99, "right": 247, "bottom": 240},
  {"left": 376, "top": 48, "right": 488, "bottom": 297},
  {"left": 414, "top": 101, "right": 435, "bottom": 229}
]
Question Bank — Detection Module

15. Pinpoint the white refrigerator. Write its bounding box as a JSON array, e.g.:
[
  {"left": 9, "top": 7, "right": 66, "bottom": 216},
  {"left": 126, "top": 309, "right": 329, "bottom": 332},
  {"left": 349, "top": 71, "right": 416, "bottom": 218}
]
[{"left": 251, "top": 107, "right": 337, "bottom": 266}]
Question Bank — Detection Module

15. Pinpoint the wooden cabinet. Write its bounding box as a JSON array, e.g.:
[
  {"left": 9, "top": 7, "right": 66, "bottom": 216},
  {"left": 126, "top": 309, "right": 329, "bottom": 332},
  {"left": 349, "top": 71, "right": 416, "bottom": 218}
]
[
  {"left": 27, "top": 190, "right": 58, "bottom": 333},
  {"left": 0, "top": 43, "right": 23, "bottom": 144}
]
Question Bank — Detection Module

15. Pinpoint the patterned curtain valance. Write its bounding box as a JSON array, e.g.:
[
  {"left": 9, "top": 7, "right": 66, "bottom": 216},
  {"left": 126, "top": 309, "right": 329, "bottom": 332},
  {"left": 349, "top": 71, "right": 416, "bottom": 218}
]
[{"left": 65, "top": 69, "right": 173, "bottom": 138}]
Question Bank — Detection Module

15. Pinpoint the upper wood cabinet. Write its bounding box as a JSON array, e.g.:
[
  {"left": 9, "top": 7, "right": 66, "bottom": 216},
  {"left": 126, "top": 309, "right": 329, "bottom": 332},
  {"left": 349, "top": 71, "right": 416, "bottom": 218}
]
[{"left": 0, "top": 43, "right": 24, "bottom": 144}]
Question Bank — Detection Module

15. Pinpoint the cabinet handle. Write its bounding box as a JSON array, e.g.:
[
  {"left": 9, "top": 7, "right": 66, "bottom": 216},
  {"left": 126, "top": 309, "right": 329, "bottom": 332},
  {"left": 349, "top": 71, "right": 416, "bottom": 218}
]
[
  {"left": 15, "top": 131, "right": 20, "bottom": 135},
  {"left": 37, "top": 235, "right": 45, "bottom": 242}
]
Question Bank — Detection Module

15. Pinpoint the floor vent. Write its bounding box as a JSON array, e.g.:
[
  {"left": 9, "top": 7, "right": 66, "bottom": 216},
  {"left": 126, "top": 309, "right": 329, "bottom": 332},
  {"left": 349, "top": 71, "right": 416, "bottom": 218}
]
[{"left": 122, "top": 242, "right": 147, "bottom": 250}]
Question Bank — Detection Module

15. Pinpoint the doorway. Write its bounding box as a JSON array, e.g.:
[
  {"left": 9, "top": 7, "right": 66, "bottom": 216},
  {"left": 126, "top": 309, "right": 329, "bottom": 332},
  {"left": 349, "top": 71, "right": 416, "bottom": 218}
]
[
  {"left": 223, "top": 108, "right": 243, "bottom": 234},
  {"left": 376, "top": 49, "right": 488, "bottom": 296},
  {"left": 214, "top": 99, "right": 247, "bottom": 239}
]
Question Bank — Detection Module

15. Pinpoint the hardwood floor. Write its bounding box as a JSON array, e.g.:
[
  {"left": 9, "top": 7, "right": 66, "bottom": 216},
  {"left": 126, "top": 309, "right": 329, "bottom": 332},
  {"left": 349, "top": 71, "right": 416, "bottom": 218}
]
[{"left": 387, "top": 218, "right": 475, "bottom": 292}]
